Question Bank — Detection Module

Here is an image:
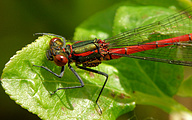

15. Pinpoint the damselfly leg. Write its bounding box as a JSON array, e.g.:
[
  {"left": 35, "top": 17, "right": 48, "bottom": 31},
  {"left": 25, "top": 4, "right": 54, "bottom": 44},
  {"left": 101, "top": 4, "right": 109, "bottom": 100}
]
[{"left": 77, "top": 65, "right": 108, "bottom": 114}]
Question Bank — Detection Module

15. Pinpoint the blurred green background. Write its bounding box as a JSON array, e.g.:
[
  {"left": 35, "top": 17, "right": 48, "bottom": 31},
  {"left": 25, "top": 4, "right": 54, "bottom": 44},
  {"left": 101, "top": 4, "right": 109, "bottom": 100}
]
[{"left": 1, "top": 0, "right": 192, "bottom": 120}]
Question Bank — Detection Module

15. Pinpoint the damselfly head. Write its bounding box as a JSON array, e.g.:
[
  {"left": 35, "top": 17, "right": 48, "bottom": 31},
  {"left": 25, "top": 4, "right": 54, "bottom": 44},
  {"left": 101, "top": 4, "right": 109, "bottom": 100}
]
[{"left": 48, "top": 37, "right": 68, "bottom": 66}]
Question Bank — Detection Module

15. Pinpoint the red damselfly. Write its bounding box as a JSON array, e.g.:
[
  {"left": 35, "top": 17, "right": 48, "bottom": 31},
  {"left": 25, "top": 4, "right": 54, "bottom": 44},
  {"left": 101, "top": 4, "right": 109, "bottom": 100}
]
[{"left": 33, "top": 7, "right": 192, "bottom": 113}]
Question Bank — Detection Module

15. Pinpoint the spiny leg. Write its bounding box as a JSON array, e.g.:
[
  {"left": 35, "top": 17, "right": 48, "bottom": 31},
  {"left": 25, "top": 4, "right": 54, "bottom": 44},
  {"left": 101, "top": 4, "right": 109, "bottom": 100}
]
[
  {"left": 77, "top": 65, "right": 108, "bottom": 114},
  {"left": 50, "top": 63, "right": 84, "bottom": 95},
  {"left": 33, "top": 65, "right": 65, "bottom": 78}
]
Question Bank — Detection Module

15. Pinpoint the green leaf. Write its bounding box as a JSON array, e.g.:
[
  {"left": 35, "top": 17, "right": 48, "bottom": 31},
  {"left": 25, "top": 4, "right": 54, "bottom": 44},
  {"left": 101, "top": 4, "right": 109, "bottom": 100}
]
[
  {"left": 177, "top": 67, "right": 192, "bottom": 97},
  {"left": 1, "top": 35, "right": 135, "bottom": 120}
]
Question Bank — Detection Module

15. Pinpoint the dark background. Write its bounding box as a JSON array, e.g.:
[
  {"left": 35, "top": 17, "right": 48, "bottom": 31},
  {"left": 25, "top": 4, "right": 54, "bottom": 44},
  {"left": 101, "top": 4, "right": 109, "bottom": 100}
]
[{"left": 1, "top": 0, "right": 191, "bottom": 120}]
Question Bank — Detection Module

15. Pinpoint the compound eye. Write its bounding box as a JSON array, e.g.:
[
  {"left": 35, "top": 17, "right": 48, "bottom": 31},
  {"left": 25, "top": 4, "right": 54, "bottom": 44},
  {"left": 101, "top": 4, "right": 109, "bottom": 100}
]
[
  {"left": 54, "top": 55, "right": 68, "bottom": 66},
  {"left": 49, "top": 38, "right": 63, "bottom": 46}
]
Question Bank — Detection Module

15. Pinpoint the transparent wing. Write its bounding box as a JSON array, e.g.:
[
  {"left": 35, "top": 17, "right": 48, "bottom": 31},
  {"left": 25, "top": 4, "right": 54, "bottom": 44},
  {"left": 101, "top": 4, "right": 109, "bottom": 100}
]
[
  {"left": 105, "top": 7, "right": 192, "bottom": 46},
  {"left": 104, "top": 7, "right": 192, "bottom": 66}
]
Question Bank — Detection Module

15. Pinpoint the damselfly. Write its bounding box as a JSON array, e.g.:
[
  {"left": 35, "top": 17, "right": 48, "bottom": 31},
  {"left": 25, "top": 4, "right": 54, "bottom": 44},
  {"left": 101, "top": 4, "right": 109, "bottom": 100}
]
[{"left": 34, "top": 7, "right": 192, "bottom": 113}]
